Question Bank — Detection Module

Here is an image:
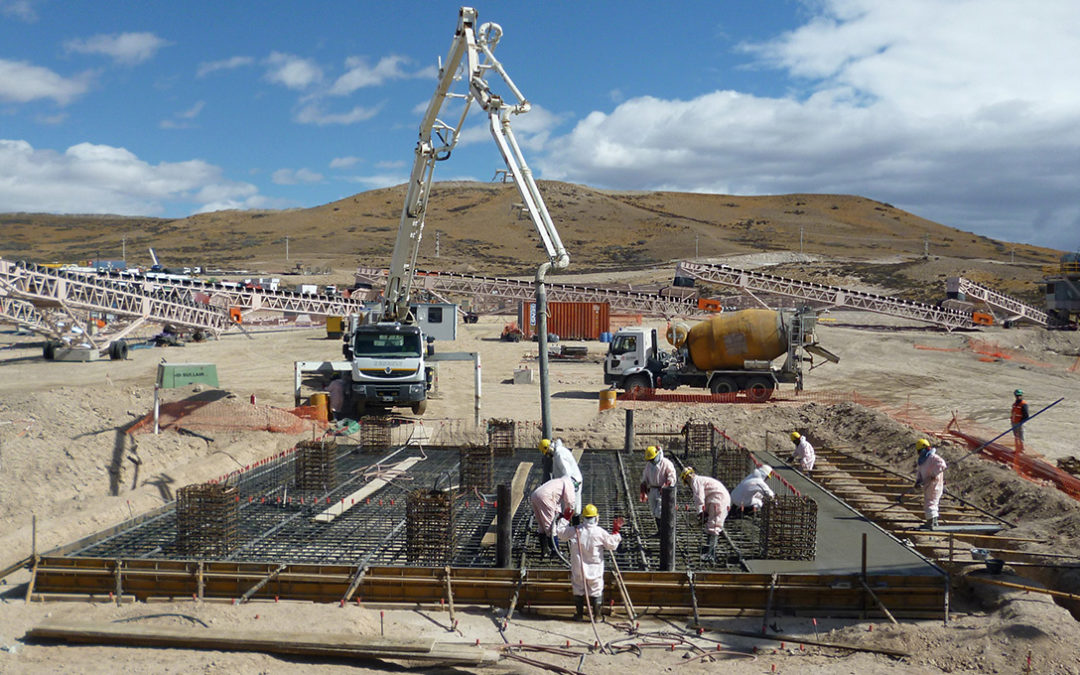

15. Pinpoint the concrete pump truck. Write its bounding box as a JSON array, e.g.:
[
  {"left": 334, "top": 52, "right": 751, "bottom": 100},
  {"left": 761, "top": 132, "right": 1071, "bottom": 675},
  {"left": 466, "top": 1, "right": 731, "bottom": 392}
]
[{"left": 330, "top": 6, "right": 570, "bottom": 418}]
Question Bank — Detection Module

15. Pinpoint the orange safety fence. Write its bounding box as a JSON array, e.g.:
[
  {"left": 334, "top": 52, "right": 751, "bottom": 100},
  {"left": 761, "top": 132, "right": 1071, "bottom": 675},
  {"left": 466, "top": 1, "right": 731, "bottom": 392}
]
[{"left": 915, "top": 340, "right": 1057, "bottom": 369}]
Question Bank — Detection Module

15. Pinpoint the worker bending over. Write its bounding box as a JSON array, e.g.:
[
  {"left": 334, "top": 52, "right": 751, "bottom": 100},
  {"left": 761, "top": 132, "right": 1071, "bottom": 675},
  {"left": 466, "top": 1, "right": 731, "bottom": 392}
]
[
  {"left": 639, "top": 445, "right": 677, "bottom": 531},
  {"left": 540, "top": 438, "right": 583, "bottom": 519},
  {"left": 556, "top": 503, "right": 622, "bottom": 621},
  {"left": 681, "top": 467, "right": 730, "bottom": 563},
  {"left": 909, "top": 438, "right": 947, "bottom": 530},
  {"left": 730, "top": 465, "right": 775, "bottom": 517},
  {"left": 529, "top": 476, "right": 576, "bottom": 559},
  {"left": 789, "top": 431, "right": 815, "bottom": 472}
]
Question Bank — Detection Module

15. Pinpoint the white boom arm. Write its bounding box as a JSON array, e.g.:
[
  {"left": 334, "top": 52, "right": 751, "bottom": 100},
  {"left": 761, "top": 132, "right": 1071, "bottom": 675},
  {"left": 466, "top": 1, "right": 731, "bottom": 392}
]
[{"left": 382, "top": 6, "right": 569, "bottom": 322}]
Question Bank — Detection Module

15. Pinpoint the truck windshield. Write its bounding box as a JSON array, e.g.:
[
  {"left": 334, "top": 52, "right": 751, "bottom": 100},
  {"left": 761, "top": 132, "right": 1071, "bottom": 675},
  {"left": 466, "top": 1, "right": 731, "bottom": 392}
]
[
  {"left": 609, "top": 334, "right": 638, "bottom": 355},
  {"left": 353, "top": 332, "right": 422, "bottom": 357}
]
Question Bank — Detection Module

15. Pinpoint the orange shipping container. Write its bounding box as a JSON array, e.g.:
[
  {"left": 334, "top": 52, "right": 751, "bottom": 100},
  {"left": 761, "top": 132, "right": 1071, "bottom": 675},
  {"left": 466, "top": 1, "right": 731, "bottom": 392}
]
[{"left": 518, "top": 301, "right": 610, "bottom": 340}]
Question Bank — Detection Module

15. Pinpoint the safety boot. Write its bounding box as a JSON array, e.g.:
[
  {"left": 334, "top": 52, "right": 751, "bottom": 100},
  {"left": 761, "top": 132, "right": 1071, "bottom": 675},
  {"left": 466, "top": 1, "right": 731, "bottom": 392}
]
[
  {"left": 590, "top": 596, "right": 603, "bottom": 620},
  {"left": 573, "top": 595, "right": 585, "bottom": 621},
  {"left": 701, "top": 533, "right": 718, "bottom": 563},
  {"left": 539, "top": 535, "right": 549, "bottom": 559}
]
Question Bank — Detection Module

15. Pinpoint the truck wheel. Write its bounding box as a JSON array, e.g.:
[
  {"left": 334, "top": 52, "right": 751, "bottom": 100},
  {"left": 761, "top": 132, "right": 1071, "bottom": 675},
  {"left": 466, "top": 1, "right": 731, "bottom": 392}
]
[
  {"left": 624, "top": 374, "right": 650, "bottom": 392},
  {"left": 709, "top": 377, "right": 738, "bottom": 395},
  {"left": 745, "top": 376, "right": 774, "bottom": 402},
  {"left": 412, "top": 399, "right": 428, "bottom": 415}
]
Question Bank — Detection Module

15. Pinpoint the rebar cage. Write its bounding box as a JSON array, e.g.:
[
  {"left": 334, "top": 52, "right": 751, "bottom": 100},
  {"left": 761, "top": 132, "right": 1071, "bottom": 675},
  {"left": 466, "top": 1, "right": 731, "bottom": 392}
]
[
  {"left": 175, "top": 483, "right": 239, "bottom": 557},
  {"left": 761, "top": 495, "right": 818, "bottom": 560}
]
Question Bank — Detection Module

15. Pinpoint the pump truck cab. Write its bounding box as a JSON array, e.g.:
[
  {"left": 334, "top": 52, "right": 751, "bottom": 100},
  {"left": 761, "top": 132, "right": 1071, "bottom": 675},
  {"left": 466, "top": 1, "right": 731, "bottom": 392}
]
[
  {"left": 604, "top": 308, "right": 838, "bottom": 401},
  {"left": 342, "top": 318, "right": 433, "bottom": 416}
]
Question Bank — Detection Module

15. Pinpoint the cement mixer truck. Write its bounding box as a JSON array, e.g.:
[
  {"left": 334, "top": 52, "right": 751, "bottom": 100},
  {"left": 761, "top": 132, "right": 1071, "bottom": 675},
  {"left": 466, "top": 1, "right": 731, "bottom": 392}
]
[{"left": 603, "top": 308, "right": 837, "bottom": 401}]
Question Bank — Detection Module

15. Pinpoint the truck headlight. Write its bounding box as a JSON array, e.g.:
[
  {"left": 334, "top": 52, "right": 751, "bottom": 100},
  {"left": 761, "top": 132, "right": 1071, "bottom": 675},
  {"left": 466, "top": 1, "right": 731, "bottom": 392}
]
[{"left": 409, "top": 384, "right": 424, "bottom": 394}]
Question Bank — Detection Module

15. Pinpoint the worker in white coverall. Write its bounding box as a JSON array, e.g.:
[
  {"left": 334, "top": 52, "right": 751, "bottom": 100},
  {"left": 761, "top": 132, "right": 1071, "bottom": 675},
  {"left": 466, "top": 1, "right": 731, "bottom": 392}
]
[
  {"left": 730, "top": 465, "right": 775, "bottom": 517},
  {"left": 556, "top": 503, "right": 622, "bottom": 621},
  {"left": 789, "top": 431, "right": 815, "bottom": 472},
  {"left": 639, "top": 445, "right": 677, "bottom": 532},
  {"left": 541, "top": 438, "right": 583, "bottom": 519},
  {"left": 529, "top": 476, "right": 576, "bottom": 559},
  {"left": 681, "top": 467, "right": 730, "bottom": 563},
  {"left": 905, "top": 438, "right": 948, "bottom": 529}
]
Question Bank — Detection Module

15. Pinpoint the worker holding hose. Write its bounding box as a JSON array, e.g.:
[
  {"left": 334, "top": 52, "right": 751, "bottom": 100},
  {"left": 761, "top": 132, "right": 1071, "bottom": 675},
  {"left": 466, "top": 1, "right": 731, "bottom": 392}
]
[
  {"left": 680, "top": 467, "right": 731, "bottom": 563},
  {"left": 528, "top": 476, "right": 576, "bottom": 559},
  {"left": 556, "top": 503, "right": 622, "bottom": 621}
]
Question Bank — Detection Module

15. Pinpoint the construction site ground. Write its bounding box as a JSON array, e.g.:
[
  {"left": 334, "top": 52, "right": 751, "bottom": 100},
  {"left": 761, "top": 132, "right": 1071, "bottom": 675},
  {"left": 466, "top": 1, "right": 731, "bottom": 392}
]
[{"left": 2, "top": 311, "right": 1080, "bottom": 673}]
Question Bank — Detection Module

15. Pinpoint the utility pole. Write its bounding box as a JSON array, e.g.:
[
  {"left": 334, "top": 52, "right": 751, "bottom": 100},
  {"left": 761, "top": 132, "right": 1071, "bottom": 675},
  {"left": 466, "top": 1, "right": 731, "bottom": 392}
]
[
  {"left": 122, "top": 235, "right": 126, "bottom": 263},
  {"left": 285, "top": 236, "right": 289, "bottom": 261},
  {"left": 436, "top": 231, "right": 441, "bottom": 258},
  {"left": 800, "top": 226, "right": 804, "bottom": 255},
  {"left": 694, "top": 234, "right": 699, "bottom": 258},
  {"left": 1011, "top": 246, "right": 1015, "bottom": 264},
  {"left": 923, "top": 234, "right": 929, "bottom": 259}
]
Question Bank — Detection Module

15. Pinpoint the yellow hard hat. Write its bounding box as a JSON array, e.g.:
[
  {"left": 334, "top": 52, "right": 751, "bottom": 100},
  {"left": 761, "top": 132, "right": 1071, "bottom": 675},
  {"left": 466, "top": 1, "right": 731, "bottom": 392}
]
[
  {"left": 680, "top": 467, "right": 695, "bottom": 484},
  {"left": 790, "top": 431, "right": 801, "bottom": 442},
  {"left": 582, "top": 504, "right": 598, "bottom": 519},
  {"left": 916, "top": 438, "right": 931, "bottom": 450},
  {"left": 644, "top": 445, "right": 658, "bottom": 461},
  {"left": 538, "top": 438, "right": 552, "bottom": 454}
]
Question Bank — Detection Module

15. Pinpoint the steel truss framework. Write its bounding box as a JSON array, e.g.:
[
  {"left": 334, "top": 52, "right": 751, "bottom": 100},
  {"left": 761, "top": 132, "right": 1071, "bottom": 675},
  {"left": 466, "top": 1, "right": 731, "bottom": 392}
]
[
  {"left": 677, "top": 261, "right": 973, "bottom": 331},
  {"left": 355, "top": 267, "right": 699, "bottom": 317},
  {"left": 946, "top": 276, "right": 1048, "bottom": 326}
]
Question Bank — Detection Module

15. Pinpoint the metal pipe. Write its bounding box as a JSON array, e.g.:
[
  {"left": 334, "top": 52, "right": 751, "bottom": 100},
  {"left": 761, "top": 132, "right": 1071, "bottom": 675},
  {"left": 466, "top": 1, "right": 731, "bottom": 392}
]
[
  {"left": 659, "top": 486, "right": 675, "bottom": 571},
  {"left": 623, "top": 409, "right": 634, "bottom": 454},
  {"left": 496, "top": 484, "right": 512, "bottom": 568},
  {"left": 536, "top": 262, "right": 552, "bottom": 441}
]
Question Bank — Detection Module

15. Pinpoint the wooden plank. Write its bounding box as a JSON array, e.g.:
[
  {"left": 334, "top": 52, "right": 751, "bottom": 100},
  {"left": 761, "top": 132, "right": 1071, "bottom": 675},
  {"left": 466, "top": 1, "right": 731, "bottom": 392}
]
[
  {"left": 481, "top": 462, "right": 533, "bottom": 547},
  {"left": 25, "top": 622, "right": 498, "bottom": 665},
  {"left": 313, "top": 456, "right": 425, "bottom": 523}
]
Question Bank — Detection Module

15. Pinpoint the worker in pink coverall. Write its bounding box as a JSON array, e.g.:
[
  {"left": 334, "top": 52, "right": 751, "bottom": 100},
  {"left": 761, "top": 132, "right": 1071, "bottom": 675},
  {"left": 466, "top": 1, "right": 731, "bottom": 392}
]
[
  {"left": 680, "top": 467, "right": 730, "bottom": 563},
  {"left": 556, "top": 503, "right": 622, "bottom": 621},
  {"left": 529, "top": 476, "right": 576, "bottom": 559},
  {"left": 789, "top": 431, "right": 815, "bottom": 472},
  {"left": 905, "top": 438, "right": 947, "bottom": 529}
]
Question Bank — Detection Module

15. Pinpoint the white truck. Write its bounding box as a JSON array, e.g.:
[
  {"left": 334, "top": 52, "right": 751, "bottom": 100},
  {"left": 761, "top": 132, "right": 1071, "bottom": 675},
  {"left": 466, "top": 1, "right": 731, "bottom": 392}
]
[
  {"left": 604, "top": 308, "right": 837, "bottom": 402},
  {"left": 318, "top": 6, "right": 569, "bottom": 418}
]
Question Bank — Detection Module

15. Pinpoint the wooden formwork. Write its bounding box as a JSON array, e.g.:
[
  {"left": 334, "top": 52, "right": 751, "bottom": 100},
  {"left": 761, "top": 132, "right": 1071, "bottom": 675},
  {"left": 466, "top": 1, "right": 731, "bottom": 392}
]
[{"left": 28, "top": 558, "right": 947, "bottom": 619}]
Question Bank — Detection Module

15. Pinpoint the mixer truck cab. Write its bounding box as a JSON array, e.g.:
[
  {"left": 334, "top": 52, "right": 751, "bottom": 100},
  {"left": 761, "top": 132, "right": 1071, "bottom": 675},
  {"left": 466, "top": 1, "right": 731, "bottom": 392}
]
[{"left": 604, "top": 328, "right": 661, "bottom": 391}]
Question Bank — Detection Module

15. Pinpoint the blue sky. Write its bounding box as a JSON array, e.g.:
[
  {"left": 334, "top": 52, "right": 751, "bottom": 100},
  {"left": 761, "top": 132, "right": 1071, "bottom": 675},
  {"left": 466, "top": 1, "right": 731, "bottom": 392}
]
[{"left": 1, "top": 0, "right": 1078, "bottom": 251}]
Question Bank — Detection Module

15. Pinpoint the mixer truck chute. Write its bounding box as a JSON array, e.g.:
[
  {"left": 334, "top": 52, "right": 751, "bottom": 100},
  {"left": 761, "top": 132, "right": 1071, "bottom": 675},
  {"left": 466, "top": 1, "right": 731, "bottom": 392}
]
[{"left": 603, "top": 308, "right": 837, "bottom": 401}]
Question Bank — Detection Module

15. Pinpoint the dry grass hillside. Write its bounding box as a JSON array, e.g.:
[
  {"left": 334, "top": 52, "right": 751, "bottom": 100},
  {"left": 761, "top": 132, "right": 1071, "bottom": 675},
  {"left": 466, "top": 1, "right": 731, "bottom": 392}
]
[{"left": 0, "top": 181, "right": 1062, "bottom": 302}]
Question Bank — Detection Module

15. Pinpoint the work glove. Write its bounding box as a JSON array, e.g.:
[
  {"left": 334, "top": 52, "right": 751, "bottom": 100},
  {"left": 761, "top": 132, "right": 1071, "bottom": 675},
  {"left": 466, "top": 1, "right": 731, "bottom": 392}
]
[
  {"left": 639, "top": 482, "right": 648, "bottom": 502},
  {"left": 698, "top": 510, "right": 707, "bottom": 525},
  {"left": 562, "top": 507, "right": 574, "bottom": 522},
  {"left": 612, "top": 517, "right": 624, "bottom": 535}
]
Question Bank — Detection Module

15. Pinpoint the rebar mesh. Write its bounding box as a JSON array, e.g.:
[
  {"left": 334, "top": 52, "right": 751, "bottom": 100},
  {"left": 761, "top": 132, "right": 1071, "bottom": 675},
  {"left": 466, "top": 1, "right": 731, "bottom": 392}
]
[
  {"left": 294, "top": 439, "right": 338, "bottom": 495},
  {"left": 459, "top": 444, "right": 493, "bottom": 491},
  {"left": 682, "top": 421, "right": 713, "bottom": 459},
  {"left": 359, "top": 417, "right": 396, "bottom": 449},
  {"left": 713, "top": 434, "right": 753, "bottom": 490},
  {"left": 175, "top": 483, "right": 238, "bottom": 557},
  {"left": 406, "top": 489, "right": 456, "bottom": 565},
  {"left": 760, "top": 495, "right": 817, "bottom": 560},
  {"left": 487, "top": 418, "right": 516, "bottom": 457}
]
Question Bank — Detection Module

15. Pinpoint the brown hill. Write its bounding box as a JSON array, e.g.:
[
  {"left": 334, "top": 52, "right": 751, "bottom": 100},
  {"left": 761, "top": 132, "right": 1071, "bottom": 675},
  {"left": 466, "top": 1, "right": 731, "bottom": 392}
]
[{"left": 0, "top": 182, "right": 1061, "bottom": 301}]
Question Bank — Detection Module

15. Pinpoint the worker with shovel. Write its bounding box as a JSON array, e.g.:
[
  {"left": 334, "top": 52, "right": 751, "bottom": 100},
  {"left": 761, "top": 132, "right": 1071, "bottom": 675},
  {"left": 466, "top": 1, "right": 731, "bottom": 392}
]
[
  {"left": 556, "top": 503, "right": 622, "bottom": 621},
  {"left": 681, "top": 467, "right": 731, "bottom": 563},
  {"left": 529, "top": 476, "right": 576, "bottom": 559},
  {"left": 899, "top": 438, "right": 948, "bottom": 529}
]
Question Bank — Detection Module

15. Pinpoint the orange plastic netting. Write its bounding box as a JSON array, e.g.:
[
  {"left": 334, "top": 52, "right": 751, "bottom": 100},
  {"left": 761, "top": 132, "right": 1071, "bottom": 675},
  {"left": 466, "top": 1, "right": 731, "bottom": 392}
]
[{"left": 129, "top": 398, "right": 323, "bottom": 435}]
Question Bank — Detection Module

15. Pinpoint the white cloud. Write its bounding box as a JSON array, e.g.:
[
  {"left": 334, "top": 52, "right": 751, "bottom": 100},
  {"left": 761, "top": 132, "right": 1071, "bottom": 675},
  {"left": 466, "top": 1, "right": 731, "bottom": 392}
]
[
  {"left": 197, "top": 56, "right": 254, "bottom": 78},
  {"left": 1, "top": 0, "right": 37, "bottom": 21},
  {"left": 64, "top": 32, "right": 170, "bottom": 66},
  {"left": 0, "top": 138, "right": 260, "bottom": 215},
  {"left": 539, "top": 0, "right": 1080, "bottom": 249},
  {"left": 457, "top": 102, "right": 563, "bottom": 151},
  {"left": 159, "top": 101, "right": 205, "bottom": 129},
  {"left": 328, "top": 55, "right": 415, "bottom": 96},
  {"left": 264, "top": 52, "right": 322, "bottom": 90},
  {"left": 271, "top": 167, "right": 323, "bottom": 185},
  {"left": 329, "top": 156, "right": 360, "bottom": 169},
  {"left": 0, "top": 59, "right": 89, "bottom": 105},
  {"left": 344, "top": 173, "right": 408, "bottom": 189},
  {"left": 295, "top": 102, "right": 380, "bottom": 126}
]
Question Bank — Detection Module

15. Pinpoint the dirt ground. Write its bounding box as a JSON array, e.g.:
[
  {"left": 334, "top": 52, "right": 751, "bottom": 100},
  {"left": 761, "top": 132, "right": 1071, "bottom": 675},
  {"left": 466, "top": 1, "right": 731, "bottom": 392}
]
[{"left": 1, "top": 309, "right": 1080, "bottom": 674}]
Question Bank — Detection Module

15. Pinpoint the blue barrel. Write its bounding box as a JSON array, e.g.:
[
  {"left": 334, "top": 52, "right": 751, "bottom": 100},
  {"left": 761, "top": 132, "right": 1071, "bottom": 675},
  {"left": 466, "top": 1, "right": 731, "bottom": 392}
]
[{"left": 599, "top": 331, "right": 612, "bottom": 343}]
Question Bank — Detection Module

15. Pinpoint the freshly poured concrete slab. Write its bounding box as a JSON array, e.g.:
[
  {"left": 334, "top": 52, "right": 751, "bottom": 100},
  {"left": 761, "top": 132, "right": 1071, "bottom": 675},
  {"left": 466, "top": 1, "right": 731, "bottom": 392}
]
[{"left": 743, "top": 450, "right": 944, "bottom": 578}]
